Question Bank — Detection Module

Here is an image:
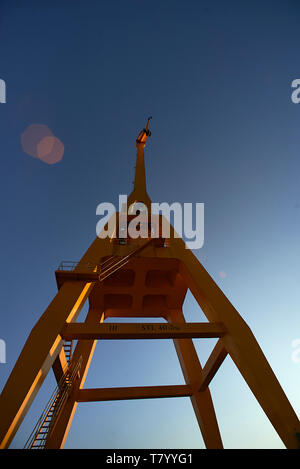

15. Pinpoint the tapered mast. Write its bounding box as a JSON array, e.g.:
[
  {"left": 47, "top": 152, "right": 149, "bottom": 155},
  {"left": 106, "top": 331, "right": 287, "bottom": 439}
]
[{"left": 127, "top": 117, "right": 152, "bottom": 212}]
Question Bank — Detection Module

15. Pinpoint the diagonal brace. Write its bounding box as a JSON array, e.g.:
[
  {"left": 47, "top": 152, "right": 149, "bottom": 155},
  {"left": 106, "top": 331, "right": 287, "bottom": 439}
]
[{"left": 199, "top": 339, "right": 228, "bottom": 391}]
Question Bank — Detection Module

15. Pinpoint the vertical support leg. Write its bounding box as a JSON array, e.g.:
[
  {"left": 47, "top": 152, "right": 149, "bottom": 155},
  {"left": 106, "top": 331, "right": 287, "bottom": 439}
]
[
  {"left": 0, "top": 281, "right": 93, "bottom": 449},
  {"left": 45, "top": 308, "right": 104, "bottom": 449},
  {"left": 175, "top": 239, "right": 300, "bottom": 449},
  {"left": 167, "top": 309, "right": 223, "bottom": 449}
]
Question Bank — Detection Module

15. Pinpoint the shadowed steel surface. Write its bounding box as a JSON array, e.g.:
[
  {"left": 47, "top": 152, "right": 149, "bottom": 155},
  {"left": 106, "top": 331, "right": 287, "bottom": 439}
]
[{"left": 61, "top": 322, "right": 226, "bottom": 340}]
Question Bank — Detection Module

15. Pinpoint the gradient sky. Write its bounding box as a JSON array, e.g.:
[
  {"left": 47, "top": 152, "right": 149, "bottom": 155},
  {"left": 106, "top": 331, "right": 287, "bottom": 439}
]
[{"left": 1, "top": 0, "right": 300, "bottom": 449}]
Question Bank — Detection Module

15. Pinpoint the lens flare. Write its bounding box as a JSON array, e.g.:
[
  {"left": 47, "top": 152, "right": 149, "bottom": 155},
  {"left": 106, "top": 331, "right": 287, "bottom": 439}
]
[
  {"left": 37, "top": 136, "right": 64, "bottom": 165},
  {"left": 21, "top": 124, "right": 64, "bottom": 165}
]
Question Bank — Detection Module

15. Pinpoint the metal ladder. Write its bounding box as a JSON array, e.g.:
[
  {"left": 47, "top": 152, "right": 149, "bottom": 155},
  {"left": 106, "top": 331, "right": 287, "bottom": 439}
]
[
  {"left": 24, "top": 357, "right": 82, "bottom": 449},
  {"left": 63, "top": 340, "right": 73, "bottom": 365}
]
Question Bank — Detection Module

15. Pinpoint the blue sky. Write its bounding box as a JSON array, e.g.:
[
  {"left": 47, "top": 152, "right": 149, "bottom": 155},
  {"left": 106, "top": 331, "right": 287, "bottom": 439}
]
[{"left": 1, "top": 0, "right": 300, "bottom": 449}]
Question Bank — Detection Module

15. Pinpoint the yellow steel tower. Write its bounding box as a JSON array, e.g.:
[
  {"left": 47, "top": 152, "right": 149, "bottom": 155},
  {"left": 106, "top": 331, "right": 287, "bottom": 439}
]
[{"left": 0, "top": 119, "right": 300, "bottom": 449}]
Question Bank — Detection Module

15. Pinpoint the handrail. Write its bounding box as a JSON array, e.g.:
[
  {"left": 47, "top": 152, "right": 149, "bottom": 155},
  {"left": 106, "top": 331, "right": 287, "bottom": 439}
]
[
  {"left": 57, "top": 261, "right": 98, "bottom": 271},
  {"left": 24, "top": 357, "right": 82, "bottom": 449},
  {"left": 98, "top": 238, "right": 154, "bottom": 282}
]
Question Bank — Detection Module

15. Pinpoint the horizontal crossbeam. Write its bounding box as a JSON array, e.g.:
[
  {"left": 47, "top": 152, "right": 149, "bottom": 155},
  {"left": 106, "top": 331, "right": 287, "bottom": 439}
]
[
  {"left": 61, "top": 322, "right": 226, "bottom": 341},
  {"left": 56, "top": 271, "right": 99, "bottom": 282},
  {"left": 76, "top": 385, "right": 193, "bottom": 402}
]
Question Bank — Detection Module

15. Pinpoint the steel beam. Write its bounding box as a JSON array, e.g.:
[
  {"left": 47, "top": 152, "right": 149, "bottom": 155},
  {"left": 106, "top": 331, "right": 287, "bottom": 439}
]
[
  {"left": 61, "top": 322, "right": 226, "bottom": 341},
  {"left": 76, "top": 385, "right": 192, "bottom": 402}
]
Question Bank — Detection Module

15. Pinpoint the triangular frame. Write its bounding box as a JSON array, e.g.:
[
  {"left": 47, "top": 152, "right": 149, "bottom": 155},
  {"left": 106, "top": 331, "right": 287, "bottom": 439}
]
[{"left": 0, "top": 223, "right": 299, "bottom": 449}]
